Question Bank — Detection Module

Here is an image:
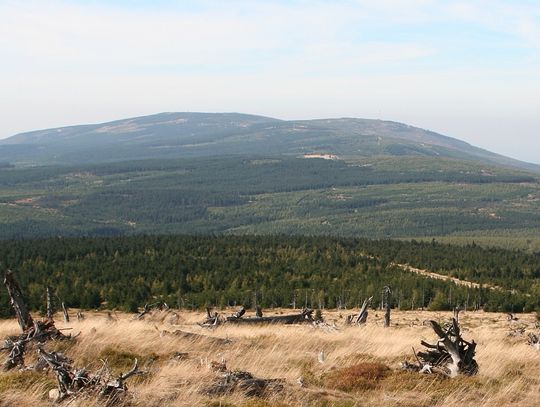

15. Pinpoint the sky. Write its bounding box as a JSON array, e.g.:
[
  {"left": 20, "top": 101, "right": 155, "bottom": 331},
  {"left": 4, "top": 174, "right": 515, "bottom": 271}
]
[{"left": 1, "top": 0, "right": 539, "bottom": 164}]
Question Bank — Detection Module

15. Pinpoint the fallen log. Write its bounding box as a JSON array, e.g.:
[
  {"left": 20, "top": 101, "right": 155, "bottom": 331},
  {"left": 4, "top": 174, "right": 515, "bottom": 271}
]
[
  {"left": 155, "top": 326, "right": 232, "bottom": 345},
  {"left": 226, "top": 308, "right": 314, "bottom": 325}
]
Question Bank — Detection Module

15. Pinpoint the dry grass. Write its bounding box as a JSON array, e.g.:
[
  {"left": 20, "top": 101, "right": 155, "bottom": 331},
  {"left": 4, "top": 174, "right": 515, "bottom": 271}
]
[{"left": 1, "top": 309, "right": 540, "bottom": 406}]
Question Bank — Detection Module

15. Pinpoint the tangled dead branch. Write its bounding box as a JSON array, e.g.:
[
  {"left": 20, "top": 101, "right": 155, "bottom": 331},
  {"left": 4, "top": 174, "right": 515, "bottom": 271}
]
[
  {"left": 135, "top": 301, "right": 169, "bottom": 320},
  {"left": 402, "top": 317, "right": 478, "bottom": 377},
  {"left": 202, "top": 361, "right": 284, "bottom": 397},
  {"left": 39, "top": 347, "right": 145, "bottom": 404},
  {"left": 199, "top": 307, "right": 222, "bottom": 327},
  {"left": 2, "top": 271, "right": 75, "bottom": 371},
  {"left": 527, "top": 332, "right": 540, "bottom": 350}
]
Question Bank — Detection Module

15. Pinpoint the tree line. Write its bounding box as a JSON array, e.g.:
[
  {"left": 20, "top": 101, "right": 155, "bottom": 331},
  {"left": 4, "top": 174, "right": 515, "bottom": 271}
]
[{"left": 1, "top": 235, "right": 539, "bottom": 317}]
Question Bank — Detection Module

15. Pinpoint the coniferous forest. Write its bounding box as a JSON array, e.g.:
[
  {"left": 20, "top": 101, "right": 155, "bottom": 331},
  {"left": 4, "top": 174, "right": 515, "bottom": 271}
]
[{"left": 1, "top": 235, "right": 539, "bottom": 317}]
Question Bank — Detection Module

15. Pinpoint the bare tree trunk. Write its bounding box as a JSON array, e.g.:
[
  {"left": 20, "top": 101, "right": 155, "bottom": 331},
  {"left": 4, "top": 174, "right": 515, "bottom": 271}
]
[
  {"left": 62, "top": 302, "right": 70, "bottom": 323},
  {"left": 383, "top": 286, "right": 391, "bottom": 328},
  {"left": 355, "top": 296, "right": 373, "bottom": 324},
  {"left": 4, "top": 270, "right": 33, "bottom": 332},
  {"left": 453, "top": 307, "right": 461, "bottom": 323},
  {"left": 46, "top": 286, "right": 54, "bottom": 321}
]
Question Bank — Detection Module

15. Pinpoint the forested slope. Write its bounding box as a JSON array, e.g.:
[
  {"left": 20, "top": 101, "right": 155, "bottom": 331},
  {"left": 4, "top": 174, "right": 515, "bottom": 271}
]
[
  {"left": 1, "top": 155, "right": 539, "bottom": 241},
  {"left": 1, "top": 235, "right": 538, "bottom": 317}
]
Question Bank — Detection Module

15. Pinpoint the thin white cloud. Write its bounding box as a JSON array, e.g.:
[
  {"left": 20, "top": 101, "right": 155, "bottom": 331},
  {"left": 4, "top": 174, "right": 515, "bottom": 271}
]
[{"left": 0, "top": 0, "right": 539, "bottom": 163}]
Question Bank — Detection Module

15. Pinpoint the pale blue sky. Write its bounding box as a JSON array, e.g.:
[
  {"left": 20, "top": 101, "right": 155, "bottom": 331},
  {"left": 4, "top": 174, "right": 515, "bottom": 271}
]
[{"left": 1, "top": 0, "right": 539, "bottom": 163}]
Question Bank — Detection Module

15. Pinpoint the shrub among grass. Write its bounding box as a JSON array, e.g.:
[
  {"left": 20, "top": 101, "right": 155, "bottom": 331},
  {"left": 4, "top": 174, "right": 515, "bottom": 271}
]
[{"left": 324, "top": 362, "right": 390, "bottom": 392}]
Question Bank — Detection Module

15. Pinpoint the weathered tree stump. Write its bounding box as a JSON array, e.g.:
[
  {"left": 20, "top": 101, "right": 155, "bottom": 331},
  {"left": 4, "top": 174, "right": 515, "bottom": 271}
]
[
  {"left": 346, "top": 296, "right": 373, "bottom": 325},
  {"left": 4, "top": 270, "right": 34, "bottom": 331},
  {"left": 2, "top": 271, "right": 73, "bottom": 370},
  {"left": 402, "top": 317, "right": 478, "bottom": 377}
]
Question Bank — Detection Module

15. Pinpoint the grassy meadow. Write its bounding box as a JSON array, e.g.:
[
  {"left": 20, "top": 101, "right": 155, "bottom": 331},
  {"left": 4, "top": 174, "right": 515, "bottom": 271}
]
[{"left": 1, "top": 309, "right": 539, "bottom": 406}]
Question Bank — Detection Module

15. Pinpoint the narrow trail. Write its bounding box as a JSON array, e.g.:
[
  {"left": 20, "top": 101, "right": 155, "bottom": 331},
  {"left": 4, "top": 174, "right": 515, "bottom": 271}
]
[
  {"left": 360, "top": 252, "right": 507, "bottom": 292},
  {"left": 390, "top": 263, "right": 480, "bottom": 289},
  {"left": 392, "top": 262, "right": 504, "bottom": 291}
]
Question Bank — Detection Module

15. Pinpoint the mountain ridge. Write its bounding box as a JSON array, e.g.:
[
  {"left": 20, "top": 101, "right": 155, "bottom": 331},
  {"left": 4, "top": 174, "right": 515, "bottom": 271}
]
[{"left": 1, "top": 112, "right": 538, "bottom": 173}]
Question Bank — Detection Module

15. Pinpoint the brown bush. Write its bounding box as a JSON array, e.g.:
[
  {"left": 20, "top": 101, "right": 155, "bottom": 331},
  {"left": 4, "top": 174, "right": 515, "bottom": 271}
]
[{"left": 325, "top": 362, "right": 390, "bottom": 392}]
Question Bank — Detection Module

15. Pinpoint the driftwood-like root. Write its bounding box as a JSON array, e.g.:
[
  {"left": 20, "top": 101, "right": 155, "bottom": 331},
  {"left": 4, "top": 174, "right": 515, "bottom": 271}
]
[
  {"left": 2, "top": 272, "right": 74, "bottom": 371},
  {"left": 135, "top": 301, "right": 169, "bottom": 320},
  {"left": 202, "top": 361, "right": 284, "bottom": 397},
  {"left": 200, "top": 307, "right": 222, "bottom": 327},
  {"left": 527, "top": 332, "right": 540, "bottom": 350},
  {"left": 40, "top": 347, "right": 144, "bottom": 404},
  {"left": 402, "top": 317, "right": 478, "bottom": 378}
]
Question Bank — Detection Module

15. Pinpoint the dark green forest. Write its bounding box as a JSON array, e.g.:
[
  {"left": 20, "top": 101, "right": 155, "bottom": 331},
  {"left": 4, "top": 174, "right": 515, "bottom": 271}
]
[
  {"left": 1, "top": 155, "right": 540, "bottom": 241},
  {"left": 1, "top": 235, "right": 539, "bottom": 318}
]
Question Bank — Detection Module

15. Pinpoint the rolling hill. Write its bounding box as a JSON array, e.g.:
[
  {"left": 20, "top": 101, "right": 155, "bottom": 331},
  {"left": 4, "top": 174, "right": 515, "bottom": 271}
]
[
  {"left": 1, "top": 112, "right": 539, "bottom": 172},
  {"left": 0, "top": 112, "right": 539, "bottom": 243}
]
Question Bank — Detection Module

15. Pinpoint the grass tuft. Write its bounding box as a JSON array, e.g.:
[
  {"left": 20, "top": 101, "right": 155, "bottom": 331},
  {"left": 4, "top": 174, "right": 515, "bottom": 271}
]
[{"left": 324, "top": 362, "right": 390, "bottom": 392}]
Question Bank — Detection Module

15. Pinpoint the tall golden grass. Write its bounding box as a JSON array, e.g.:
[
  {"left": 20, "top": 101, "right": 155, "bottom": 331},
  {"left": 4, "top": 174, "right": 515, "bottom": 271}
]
[{"left": 0, "top": 309, "right": 539, "bottom": 407}]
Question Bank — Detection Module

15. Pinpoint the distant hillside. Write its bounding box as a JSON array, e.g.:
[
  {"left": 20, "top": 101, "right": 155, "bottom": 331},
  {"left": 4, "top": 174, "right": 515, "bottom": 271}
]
[
  {"left": 1, "top": 112, "right": 538, "bottom": 172},
  {"left": 0, "top": 154, "right": 539, "bottom": 241},
  {"left": 1, "top": 112, "right": 540, "bottom": 241}
]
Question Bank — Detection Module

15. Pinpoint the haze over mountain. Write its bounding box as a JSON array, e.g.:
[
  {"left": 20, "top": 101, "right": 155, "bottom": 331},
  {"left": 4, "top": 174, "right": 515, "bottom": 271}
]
[
  {"left": 1, "top": 112, "right": 538, "bottom": 173},
  {"left": 2, "top": 112, "right": 540, "bottom": 242}
]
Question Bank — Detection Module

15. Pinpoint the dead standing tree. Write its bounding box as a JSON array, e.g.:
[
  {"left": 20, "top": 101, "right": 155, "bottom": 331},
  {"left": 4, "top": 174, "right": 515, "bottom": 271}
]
[
  {"left": 4, "top": 270, "right": 34, "bottom": 331},
  {"left": 402, "top": 317, "right": 478, "bottom": 377},
  {"left": 62, "top": 302, "right": 70, "bottom": 323},
  {"left": 46, "top": 286, "right": 54, "bottom": 321},
  {"left": 1, "top": 270, "right": 73, "bottom": 370},
  {"left": 346, "top": 296, "right": 373, "bottom": 325},
  {"left": 382, "top": 286, "right": 391, "bottom": 328}
]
